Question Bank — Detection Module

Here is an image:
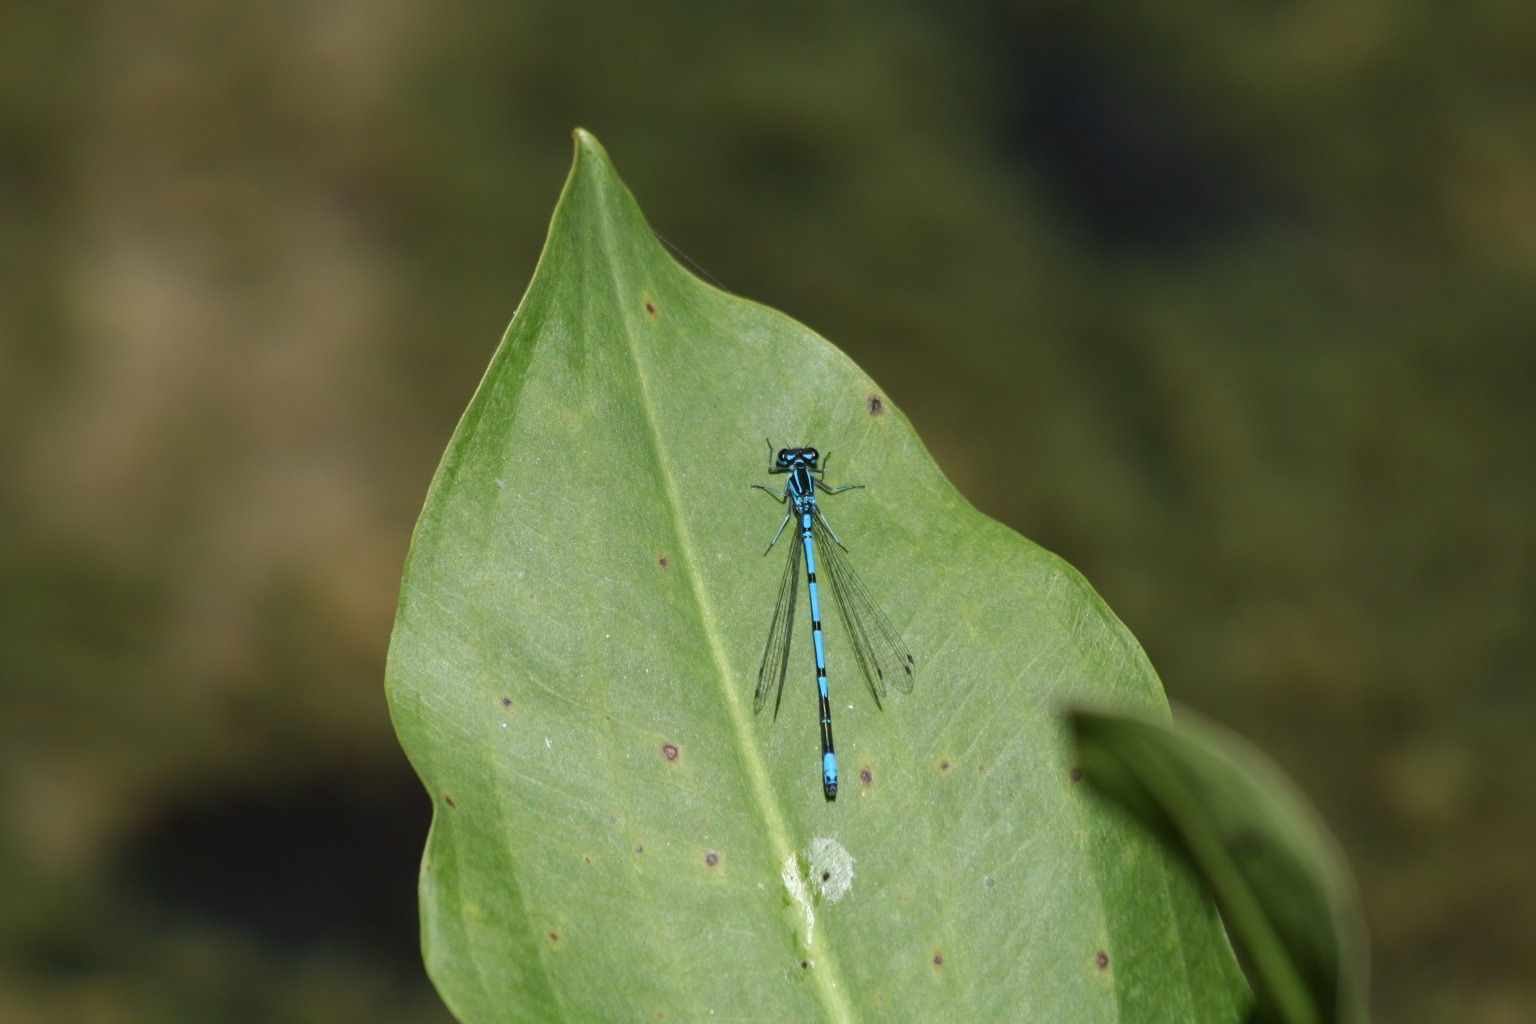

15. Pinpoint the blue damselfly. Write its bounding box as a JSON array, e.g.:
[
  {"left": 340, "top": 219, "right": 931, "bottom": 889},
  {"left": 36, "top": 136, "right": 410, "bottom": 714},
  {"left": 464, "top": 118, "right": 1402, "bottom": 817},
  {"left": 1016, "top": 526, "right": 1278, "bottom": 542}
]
[{"left": 753, "top": 443, "right": 915, "bottom": 800}]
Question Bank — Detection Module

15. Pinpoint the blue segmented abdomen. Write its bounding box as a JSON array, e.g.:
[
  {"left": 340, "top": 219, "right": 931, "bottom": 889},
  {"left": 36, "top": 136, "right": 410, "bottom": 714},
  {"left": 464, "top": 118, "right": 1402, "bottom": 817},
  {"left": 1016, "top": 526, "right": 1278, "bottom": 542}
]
[{"left": 801, "top": 511, "right": 838, "bottom": 800}]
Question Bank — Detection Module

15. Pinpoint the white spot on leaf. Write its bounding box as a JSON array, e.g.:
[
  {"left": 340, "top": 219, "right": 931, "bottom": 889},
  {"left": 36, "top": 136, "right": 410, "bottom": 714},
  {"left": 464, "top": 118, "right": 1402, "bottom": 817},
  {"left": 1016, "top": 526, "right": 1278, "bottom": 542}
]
[
  {"left": 781, "top": 854, "right": 814, "bottom": 945},
  {"left": 808, "top": 836, "right": 855, "bottom": 901}
]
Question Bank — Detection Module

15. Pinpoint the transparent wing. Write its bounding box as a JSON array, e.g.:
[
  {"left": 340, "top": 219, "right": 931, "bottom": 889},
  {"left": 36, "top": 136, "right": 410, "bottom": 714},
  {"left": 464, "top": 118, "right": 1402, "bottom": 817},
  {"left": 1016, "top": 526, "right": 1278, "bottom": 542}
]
[
  {"left": 754, "top": 532, "right": 803, "bottom": 717},
  {"left": 812, "top": 511, "right": 915, "bottom": 706}
]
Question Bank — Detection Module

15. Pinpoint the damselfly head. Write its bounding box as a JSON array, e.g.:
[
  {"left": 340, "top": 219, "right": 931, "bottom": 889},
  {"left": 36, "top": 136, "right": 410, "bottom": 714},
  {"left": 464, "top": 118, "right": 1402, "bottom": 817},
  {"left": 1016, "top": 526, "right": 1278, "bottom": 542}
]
[{"left": 779, "top": 447, "right": 817, "bottom": 463}]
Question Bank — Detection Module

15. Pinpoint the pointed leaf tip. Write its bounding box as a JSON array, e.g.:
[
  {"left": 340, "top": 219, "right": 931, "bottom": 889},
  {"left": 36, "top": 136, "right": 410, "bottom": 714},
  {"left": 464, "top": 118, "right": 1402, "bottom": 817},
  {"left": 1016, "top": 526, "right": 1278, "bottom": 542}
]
[{"left": 571, "top": 125, "right": 597, "bottom": 149}]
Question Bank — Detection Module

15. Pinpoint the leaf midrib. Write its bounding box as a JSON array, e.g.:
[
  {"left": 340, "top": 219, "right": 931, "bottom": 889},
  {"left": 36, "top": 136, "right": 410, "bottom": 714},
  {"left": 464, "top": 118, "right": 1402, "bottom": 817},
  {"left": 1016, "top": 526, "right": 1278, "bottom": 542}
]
[{"left": 587, "top": 144, "right": 857, "bottom": 1023}]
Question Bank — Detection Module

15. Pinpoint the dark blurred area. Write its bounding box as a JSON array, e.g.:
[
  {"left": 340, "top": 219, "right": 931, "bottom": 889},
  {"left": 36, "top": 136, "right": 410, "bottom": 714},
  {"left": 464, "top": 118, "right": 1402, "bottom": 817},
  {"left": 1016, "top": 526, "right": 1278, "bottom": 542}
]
[{"left": 1, "top": 1, "right": 1531, "bottom": 1021}]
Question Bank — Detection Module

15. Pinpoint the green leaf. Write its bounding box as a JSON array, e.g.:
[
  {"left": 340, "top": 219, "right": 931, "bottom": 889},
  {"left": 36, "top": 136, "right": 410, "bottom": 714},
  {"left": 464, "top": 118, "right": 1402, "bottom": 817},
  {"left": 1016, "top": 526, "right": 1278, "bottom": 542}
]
[
  {"left": 1069, "top": 708, "right": 1369, "bottom": 1024},
  {"left": 385, "top": 129, "right": 1248, "bottom": 1023}
]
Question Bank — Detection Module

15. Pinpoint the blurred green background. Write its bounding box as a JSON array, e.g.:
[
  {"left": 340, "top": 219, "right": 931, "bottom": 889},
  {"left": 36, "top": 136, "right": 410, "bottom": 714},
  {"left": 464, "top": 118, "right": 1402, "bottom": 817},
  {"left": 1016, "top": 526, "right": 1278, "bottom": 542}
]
[{"left": 2, "top": 1, "right": 1532, "bottom": 1021}]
